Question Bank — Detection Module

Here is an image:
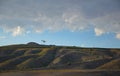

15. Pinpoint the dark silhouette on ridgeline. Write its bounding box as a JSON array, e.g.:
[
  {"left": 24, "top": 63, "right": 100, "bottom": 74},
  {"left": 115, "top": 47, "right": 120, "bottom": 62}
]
[{"left": 41, "top": 40, "right": 46, "bottom": 43}]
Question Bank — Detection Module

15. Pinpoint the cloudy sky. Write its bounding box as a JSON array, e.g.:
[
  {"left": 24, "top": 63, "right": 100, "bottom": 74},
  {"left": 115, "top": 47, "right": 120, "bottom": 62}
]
[{"left": 0, "top": 0, "right": 120, "bottom": 48}]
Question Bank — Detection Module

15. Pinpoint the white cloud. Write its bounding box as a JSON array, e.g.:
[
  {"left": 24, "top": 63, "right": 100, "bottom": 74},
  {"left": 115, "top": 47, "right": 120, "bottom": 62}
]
[
  {"left": 0, "top": 0, "right": 120, "bottom": 39},
  {"left": 12, "top": 26, "right": 24, "bottom": 36},
  {"left": 91, "top": 12, "right": 120, "bottom": 38},
  {"left": 62, "top": 9, "right": 90, "bottom": 31},
  {"left": 0, "top": 24, "right": 25, "bottom": 36},
  {"left": 94, "top": 28, "right": 105, "bottom": 36},
  {"left": 116, "top": 33, "right": 120, "bottom": 39}
]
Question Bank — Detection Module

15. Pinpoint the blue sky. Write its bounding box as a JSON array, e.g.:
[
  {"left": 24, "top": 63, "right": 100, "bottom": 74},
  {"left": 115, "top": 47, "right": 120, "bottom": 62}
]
[{"left": 0, "top": 0, "right": 120, "bottom": 48}]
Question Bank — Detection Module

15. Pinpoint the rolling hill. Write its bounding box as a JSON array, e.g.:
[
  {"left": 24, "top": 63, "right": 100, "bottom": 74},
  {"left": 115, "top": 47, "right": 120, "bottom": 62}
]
[{"left": 0, "top": 42, "right": 120, "bottom": 72}]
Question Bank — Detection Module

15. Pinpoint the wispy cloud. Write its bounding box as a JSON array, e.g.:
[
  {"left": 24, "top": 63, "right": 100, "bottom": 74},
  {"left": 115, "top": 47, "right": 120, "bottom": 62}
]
[{"left": 0, "top": 0, "right": 120, "bottom": 39}]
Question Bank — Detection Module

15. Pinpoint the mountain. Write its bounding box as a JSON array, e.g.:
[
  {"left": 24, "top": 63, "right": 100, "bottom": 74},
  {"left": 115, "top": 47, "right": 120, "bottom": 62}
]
[{"left": 0, "top": 43, "right": 120, "bottom": 72}]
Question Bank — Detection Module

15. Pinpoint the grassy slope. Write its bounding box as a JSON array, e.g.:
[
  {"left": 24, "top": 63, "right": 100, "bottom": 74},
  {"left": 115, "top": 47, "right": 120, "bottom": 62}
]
[
  {"left": 97, "top": 58, "right": 120, "bottom": 69},
  {"left": 0, "top": 43, "right": 120, "bottom": 72}
]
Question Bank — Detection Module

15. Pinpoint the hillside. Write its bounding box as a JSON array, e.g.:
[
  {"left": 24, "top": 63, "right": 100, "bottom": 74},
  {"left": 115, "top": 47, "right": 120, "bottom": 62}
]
[
  {"left": 97, "top": 58, "right": 120, "bottom": 69},
  {"left": 0, "top": 42, "right": 120, "bottom": 72}
]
